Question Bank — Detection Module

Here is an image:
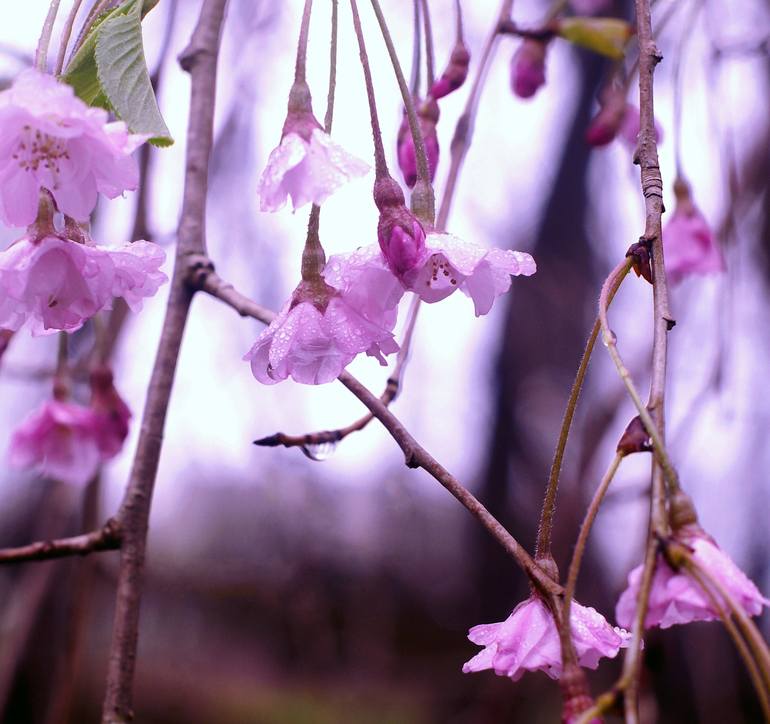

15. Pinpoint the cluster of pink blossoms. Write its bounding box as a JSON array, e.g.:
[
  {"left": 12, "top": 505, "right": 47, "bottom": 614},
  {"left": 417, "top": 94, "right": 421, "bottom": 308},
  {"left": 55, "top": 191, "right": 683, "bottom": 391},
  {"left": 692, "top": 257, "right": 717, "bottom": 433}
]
[
  {"left": 252, "top": 83, "right": 534, "bottom": 387},
  {"left": 0, "top": 69, "right": 168, "bottom": 483}
]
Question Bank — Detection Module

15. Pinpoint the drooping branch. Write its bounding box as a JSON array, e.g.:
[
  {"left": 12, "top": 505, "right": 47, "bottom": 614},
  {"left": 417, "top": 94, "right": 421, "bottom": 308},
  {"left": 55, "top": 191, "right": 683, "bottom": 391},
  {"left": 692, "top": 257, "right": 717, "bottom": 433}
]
[
  {"left": 195, "top": 268, "right": 561, "bottom": 597},
  {"left": 0, "top": 519, "right": 121, "bottom": 564},
  {"left": 101, "top": 1, "right": 229, "bottom": 721}
]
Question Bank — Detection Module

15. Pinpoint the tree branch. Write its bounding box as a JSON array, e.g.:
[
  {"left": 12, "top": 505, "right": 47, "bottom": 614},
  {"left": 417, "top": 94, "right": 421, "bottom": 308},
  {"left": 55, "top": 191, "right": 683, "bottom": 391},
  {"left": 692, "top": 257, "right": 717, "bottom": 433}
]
[
  {"left": 101, "top": 1, "right": 228, "bottom": 721},
  {"left": 0, "top": 518, "right": 121, "bottom": 564}
]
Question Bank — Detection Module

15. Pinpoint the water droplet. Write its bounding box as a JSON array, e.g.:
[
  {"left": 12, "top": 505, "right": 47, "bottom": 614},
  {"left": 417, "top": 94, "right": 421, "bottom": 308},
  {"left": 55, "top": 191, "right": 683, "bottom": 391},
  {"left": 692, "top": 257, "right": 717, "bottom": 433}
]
[{"left": 301, "top": 441, "right": 337, "bottom": 462}]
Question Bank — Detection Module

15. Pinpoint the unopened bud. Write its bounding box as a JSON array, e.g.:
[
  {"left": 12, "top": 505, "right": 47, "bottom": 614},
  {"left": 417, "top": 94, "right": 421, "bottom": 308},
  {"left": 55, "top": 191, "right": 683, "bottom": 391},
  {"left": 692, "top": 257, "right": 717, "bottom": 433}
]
[
  {"left": 374, "top": 177, "right": 427, "bottom": 280},
  {"left": 397, "top": 98, "right": 440, "bottom": 188},
  {"left": 430, "top": 41, "right": 471, "bottom": 99},
  {"left": 511, "top": 40, "right": 548, "bottom": 99},
  {"left": 617, "top": 415, "right": 652, "bottom": 456}
]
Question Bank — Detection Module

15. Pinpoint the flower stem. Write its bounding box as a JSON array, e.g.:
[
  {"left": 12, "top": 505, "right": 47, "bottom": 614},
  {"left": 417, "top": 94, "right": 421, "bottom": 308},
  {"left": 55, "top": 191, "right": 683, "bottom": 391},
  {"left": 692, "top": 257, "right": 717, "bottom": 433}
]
[
  {"left": 671, "top": 0, "right": 700, "bottom": 179},
  {"left": 534, "top": 271, "right": 627, "bottom": 561},
  {"left": 35, "top": 0, "right": 61, "bottom": 72},
  {"left": 410, "top": 0, "right": 422, "bottom": 96},
  {"left": 295, "top": 0, "right": 314, "bottom": 84},
  {"left": 54, "top": 0, "right": 84, "bottom": 75},
  {"left": 419, "top": 0, "right": 435, "bottom": 87},
  {"left": 368, "top": 0, "right": 435, "bottom": 221},
  {"left": 349, "top": 0, "right": 389, "bottom": 180},
  {"left": 436, "top": 0, "right": 511, "bottom": 230},
  {"left": 598, "top": 259, "right": 679, "bottom": 496},
  {"left": 324, "top": 0, "right": 338, "bottom": 133},
  {"left": 301, "top": 206, "right": 325, "bottom": 281},
  {"left": 454, "top": 0, "right": 464, "bottom": 41},
  {"left": 561, "top": 453, "right": 623, "bottom": 639}
]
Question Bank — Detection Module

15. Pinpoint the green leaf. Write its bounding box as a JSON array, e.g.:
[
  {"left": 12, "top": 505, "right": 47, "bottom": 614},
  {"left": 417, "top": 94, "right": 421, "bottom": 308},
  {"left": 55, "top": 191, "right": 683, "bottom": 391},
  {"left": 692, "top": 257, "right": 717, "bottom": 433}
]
[
  {"left": 95, "top": 5, "right": 173, "bottom": 146},
  {"left": 62, "top": 0, "right": 172, "bottom": 146},
  {"left": 556, "top": 17, "right": 632, "bottom": 60}
]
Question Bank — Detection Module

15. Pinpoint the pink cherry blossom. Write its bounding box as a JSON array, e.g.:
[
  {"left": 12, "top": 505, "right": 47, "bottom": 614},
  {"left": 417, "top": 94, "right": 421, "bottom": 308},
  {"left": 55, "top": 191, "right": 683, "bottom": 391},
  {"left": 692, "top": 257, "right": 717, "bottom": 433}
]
[
  {"left": 0, "top": 69, "right": 145, "bottom": 226},
  {"left": 244, "top": 269, "right": 400, "bottom": 385},
  {"left": 9, "top": 399, "right": 103, "bottom": 486},
  {"left": 0, "top": 235, "right": 167, "bottom": 334},
  {"left": 396, "top": 99, "right": 440, "bottom": 189},
  {"left": 257, "top": 128, "right": 369, "bottom": 212},
  {"left": 511, "top": 40, "right": 548, "bottom": 99},
  {"left": 463, "top": 595, "right": 630, "bottom": 681},
  {"left": 403, "top": 232, "right": 536, "bottom": 316},
  {"left": 664, "top": 180, "right": 723, "bottom": 284},
  {"left": 616, "top": 527, "right": 769, "bottom": 630}
]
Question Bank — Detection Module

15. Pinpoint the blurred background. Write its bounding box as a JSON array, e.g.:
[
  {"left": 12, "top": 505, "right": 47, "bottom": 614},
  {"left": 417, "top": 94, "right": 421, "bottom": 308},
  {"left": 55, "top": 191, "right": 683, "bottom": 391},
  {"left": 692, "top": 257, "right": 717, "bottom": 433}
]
[{"left": 0, "top": 0, "right": 768, "bottom": 721}]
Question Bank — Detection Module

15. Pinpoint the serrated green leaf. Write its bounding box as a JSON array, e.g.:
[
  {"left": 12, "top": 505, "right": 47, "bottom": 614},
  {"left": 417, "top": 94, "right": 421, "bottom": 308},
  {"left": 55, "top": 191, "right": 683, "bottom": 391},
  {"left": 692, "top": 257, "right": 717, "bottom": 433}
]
[
  {"left": 557, "top": 17, "right": 632, "bottom": 60},
  {"left": 62, "top": 0, "right": 171, "bottom": 146},
  {"left": 94, "top": 8, "right": 173, "bottom": 146}
]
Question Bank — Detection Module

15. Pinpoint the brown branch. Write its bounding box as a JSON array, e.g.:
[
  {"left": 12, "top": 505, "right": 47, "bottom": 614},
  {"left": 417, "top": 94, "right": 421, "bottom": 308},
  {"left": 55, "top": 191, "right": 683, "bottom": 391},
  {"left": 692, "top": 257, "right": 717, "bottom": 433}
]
[
  {"left": 619, "top": 0, "right": 671, "bottom": 720},
  {"left": 101, "top": 2, "right": 228, "bottom": 721},
  {"left": 0, "top": 518, "right": 121, "bottom": 564},
  {"left": 197, "top": 269, "right": 560, "bottom": 597}
]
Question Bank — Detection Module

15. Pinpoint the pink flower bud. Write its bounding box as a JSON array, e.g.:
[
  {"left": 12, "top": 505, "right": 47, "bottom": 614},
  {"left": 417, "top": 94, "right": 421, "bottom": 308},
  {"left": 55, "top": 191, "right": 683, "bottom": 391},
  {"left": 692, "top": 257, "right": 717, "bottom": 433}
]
[
  {"left": 396, "top": 98, "right": 440, "bottom": 188},
  {"left": 430, "top": 42, "right": 471, "bottom": 100},
  {"left": 662, "top": 178, "right": 724, "bottom": 284},
  {"left": 586, "top": 94, "right": 627, "bottom": 146},
  {"left": 374, "top": 177, "right": 427, "bottom": 280},
  {"left": 89, "top": 366, "right": 132, "bottom": 457},
  {"left": 569, "top": 0, "right": 613, "bottom": 16},
  {"left": 511, "top": 40, "right": 548, "bottom": 99}
]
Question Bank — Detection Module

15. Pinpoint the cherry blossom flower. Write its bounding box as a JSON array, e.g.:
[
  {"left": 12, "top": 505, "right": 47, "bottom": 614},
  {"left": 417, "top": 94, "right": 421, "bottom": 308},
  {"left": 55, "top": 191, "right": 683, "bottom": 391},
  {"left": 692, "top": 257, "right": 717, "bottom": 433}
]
[
  {"left": 587, "top": 95, "right": 662, "bottom": 148},
  {"left": 256, "top": 85, "right": 368, "bottom": 212},
  {"left": 0, "top": 235, "right": 167, "bottom": 334},
  {"left": 0, "top": 69, "right": 145, "bottom": 227},
  {"left": 430, "top": 41, "right": 471, "bottom": 100},
  {"left": 403, "top": 232, "right": 536, "bottom": 316},
  {"left": 511, "top": 40, "right": 548, "bottom": 99},
  {"left": 663, "top": 179, "right": 724, "bottom": 284},
  {"left": 616, "top": 526, "right": 769, "bottom": 630},
  {"left": 396, "top": 98, "right": 440, "bottom": 188},
  {"left": 463, "top": 595, "right": 630, "bottom": 681},
  {"left": 244, "top": 270, "right": 400, "bottom": 386},
  {"left": 9, "top": 399, "right": 103, "bottom": 486}
]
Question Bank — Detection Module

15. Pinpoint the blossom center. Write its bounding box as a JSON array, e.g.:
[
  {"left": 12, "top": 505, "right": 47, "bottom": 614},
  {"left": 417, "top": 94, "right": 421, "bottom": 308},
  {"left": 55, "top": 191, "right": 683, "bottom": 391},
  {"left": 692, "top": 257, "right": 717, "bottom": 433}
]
[
  {"left": 425, "top": 255, "right": 458, "bottom": 288},
  {"left": 12, "top": 125, "right": 70, "bottom": 185}
]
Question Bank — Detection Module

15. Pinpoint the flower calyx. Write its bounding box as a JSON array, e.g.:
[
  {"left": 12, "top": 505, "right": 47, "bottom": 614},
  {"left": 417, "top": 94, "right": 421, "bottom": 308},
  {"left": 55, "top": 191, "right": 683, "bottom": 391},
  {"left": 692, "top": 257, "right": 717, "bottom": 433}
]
[
  {"left": 290, "top": 277, "right": 337, "bottom": 316},
  {"left": 283, "top": 80, "right": 322, "bottom": 142}
]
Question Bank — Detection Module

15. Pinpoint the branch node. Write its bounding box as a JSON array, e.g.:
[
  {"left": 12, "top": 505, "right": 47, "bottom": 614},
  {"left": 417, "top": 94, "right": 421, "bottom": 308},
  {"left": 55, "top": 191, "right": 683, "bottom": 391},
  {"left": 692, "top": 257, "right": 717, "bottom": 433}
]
[{"left": 185, "top": 253, "right": 216, "bottom": 289}]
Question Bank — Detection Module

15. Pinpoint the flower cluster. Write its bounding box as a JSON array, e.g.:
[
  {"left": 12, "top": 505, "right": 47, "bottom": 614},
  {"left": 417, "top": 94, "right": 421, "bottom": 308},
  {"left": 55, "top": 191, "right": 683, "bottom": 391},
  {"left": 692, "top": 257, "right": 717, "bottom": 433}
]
[
  {"left": 0, "top": 70, "right": 167, "bottom": 336},
  {"left": 9, "top": 368, "right": 131, "bottom": 486}
]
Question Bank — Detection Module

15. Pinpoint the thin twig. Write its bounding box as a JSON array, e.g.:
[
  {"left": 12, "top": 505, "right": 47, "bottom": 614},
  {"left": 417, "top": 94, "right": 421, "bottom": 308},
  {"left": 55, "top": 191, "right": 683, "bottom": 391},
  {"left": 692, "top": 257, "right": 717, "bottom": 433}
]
[
  {"left": 196, "top": 271, "right": 560, "bottom": 596},
  {"left": 0, "top": 519, "right": 121, "bottom": 564},
  {"left": 410, "top": 0, "right": 421, "bottom": 96},
  {"left": 619, "top": 0, "right": 672, "bottom": 717},
  {"left": 255, "top": 295, "right": 421, "bottom": 456},
  {"left": 101, "top": 1, "right": 228, "bottom": 720}
]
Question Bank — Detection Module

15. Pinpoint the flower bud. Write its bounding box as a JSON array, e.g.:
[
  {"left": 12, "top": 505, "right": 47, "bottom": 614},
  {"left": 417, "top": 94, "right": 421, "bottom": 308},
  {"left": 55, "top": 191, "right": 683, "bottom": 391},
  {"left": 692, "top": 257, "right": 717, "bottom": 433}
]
[
  {"left": 569, "top": 0, "right": 613, "bottom": 16},
  {"left": 396, "top": 98, "right": 440, "bottom": 188},
  {"left": 430, "top": 41, "right": 471, "bottom": 99},
  {"left": 586, "top": 92, "right": 627, "bottom": 146},
  {"left": 511, "top": 40, "right": 548, "bottom": 99},
  {"left": 374, "top": 177, "right": 427, "bottom": 279}
]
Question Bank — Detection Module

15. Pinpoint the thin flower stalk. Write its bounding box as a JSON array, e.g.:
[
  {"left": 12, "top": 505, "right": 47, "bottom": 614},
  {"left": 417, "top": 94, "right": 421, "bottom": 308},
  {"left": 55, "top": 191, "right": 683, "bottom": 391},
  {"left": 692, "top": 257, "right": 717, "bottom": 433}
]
[
  {"left": 294, "top": 0, "right": 314, "bottom": 83},
  {"left": 368, "top": 0, "right": 435, "bottom": 221},
  {"left": 35, "top": 0, "right": 61, "bottom": 71},
  {"left": 54, "top": 0, "right": 85, "bottom": 75},
  {"left": 419, "top": 0, "right": 435, "bottom": 87}
]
